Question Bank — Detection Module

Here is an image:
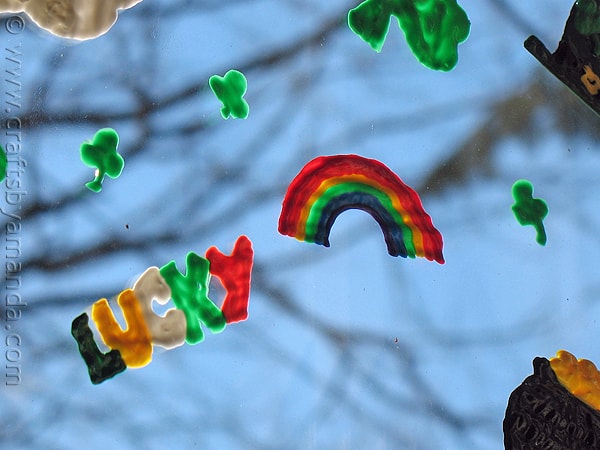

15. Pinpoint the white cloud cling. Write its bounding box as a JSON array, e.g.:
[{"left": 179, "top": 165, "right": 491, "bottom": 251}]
[{"left": 0, "top": 0, "right": 143, "bottom": 40}]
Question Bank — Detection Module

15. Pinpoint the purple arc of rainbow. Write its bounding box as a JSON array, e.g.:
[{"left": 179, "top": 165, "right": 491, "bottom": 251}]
[{"left": 278, "top": 154, "right": 444, "bottom": 263}]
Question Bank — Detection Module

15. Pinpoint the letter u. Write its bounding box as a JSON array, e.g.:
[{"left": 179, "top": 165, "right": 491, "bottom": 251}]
[{"left": 92, "top": 289, "right": 153, "bottom": 368}]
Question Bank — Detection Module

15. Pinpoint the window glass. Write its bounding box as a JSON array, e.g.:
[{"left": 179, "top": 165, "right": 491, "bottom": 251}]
[{"left": 0, "top": 1, "right": 596, "bottom": 449}]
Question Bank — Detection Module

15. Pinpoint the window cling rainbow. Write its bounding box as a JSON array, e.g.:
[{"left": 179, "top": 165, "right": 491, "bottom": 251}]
[
  {"left": 71, "top": 235, "right": 253, "bottom": 384},
  {"left": 278, "top": 154, "right": 444, "bottom": 264}
]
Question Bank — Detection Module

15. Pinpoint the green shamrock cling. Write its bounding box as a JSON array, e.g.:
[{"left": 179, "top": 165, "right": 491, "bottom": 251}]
[
  {"left": 80, "top": 128, "right": 124, "bottom": 193},
  {"left": 511, "top": 179, "right": 549, "bottom": 246},
  {"left": 209, "top": 70, "right": 249, "bottom": 119},
  {"left": 348, "top": 0, "right": 470, "bottom": 71},
  {"left": 0, "top": 144, "right": 7, "bottom": 183}
]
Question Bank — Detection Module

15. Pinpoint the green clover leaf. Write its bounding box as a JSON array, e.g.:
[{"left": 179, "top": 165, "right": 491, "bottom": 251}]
[
  {"left": 511, "top": 179, "right": 549, "bottom": 246},
  {"left": 209, "top": 70, "right": 249, "bottom": 119},
  {"left": 80, "top": 128, "right": 124, "bottom": 193},
  {"left": 0, "top": 144, "right": 7, "bottom": 183},
  {"left": 348, "top": 0, "right": 470, "bottom": 71}
]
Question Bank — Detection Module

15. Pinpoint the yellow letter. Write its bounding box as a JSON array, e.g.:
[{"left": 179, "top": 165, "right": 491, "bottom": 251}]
[{"left": 92, "top": 289, "right": 152, "bottom": 368}]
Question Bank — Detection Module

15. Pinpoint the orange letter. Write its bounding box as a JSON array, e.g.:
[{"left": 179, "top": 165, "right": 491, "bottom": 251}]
[{"left": 91, "top": 289, "right": 152, "bottom": 368}]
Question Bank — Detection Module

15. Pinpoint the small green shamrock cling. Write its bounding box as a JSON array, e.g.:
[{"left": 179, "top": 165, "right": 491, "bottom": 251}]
[
  {"left": 80, "top": 128, "right": 124, "bottom": 193},
  {"left": 511, "top": 179, "right": 549, "bottom": 246},
  {"left": 348, "top": 0, "right": 470, "bottom": 71},
  {"left": 0, "top": 144, "right": 7, "bottom": 182},
  {"left": 209, "top": 70, "right": 249, "bottom": 119}
]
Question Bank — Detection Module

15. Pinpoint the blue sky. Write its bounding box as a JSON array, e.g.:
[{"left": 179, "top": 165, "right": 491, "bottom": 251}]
[{"left": 1, "top": 1, "right": 599, "bottom": 449}]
